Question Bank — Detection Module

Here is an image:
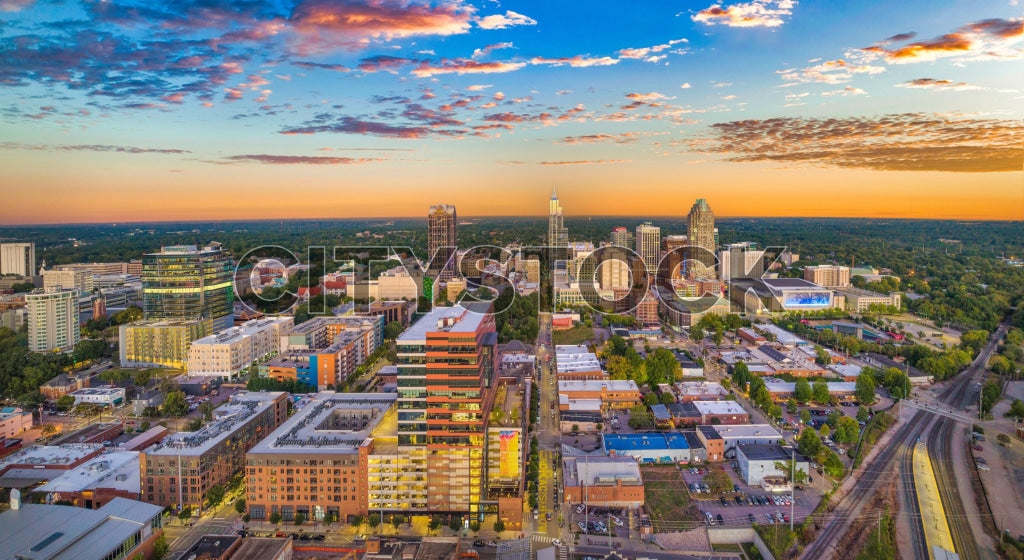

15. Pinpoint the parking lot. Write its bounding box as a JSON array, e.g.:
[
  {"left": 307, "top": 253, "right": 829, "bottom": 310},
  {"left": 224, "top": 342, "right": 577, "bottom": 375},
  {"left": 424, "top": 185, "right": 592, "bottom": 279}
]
[
  {"left": 681, "top": 467, "right": 820, "bottom": 527},
  {"left": 567, "top": 504, "right": 631, "bottom": 538}
]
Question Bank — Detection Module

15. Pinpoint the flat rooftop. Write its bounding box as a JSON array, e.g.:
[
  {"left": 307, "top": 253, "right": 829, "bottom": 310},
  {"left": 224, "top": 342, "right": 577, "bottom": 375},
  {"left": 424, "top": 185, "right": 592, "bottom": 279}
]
[
  {"left": 738, "top": 444, "right": 801, "bottom": 462},
  {"left": 37, "top": 451, "right": 139, "bottom": 494},
  {"left": 764, "top": 380, "right": 857, "bottom": 393},
  {"left": 558, "top": 380, "right": 639, "bottom": 393},
  {"left": 763, "top": 278, "right": 823, "bottom": 290},
  {"left": 754, "top": 324, "right": 807, "bottom": 346},
  {"left": 398, "top": 305, "right": 487, "bottom": 342},
  {"left": 675, "top": 381, "right": 727, "bottom": 397},
  {"left": 190, "top": 317, "right": 292, "bottom": 346},
  {"left": 248, "top": 392, "right": 396, "bottom": 455},
  {"left": 604, "top": 433, "right": 689, "bottom": 451},
  {"left": 70, "top": 387, "right": 124, "bottom": 396},
  {"left": 712, "top": 424, "right": 782, "bottom": 440},
  {"left": 177, "top": 535, "right": 241, "bottom": 560},
  {"left": 0, "top": 497, "right": 163, "bottom": 560},
  {"left": 231, "top": 537, "right": 290, "bottom": 560},
  {"left": 563, "top": 455, "right": 642, "bottom": 488},
  {"left": 0, "top": 444, "right": 102, "bottom": 470},
  {"left": 692, "top": 401, "right": 747, "bottom": 416},
  {"left": 145, "top": 392, "right": 284, "bottom": 456}
]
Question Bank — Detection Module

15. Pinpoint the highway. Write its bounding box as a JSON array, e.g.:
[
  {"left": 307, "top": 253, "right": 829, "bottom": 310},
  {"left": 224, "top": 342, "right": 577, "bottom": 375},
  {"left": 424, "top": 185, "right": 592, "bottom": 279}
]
[{"left": 801, "top": 323, "right": 1005, "bottom": 559}]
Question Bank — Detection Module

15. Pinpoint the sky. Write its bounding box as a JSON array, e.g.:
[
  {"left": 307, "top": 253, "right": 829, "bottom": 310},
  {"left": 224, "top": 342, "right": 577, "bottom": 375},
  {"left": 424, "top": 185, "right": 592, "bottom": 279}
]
[{"left": 1, "top": 0, "right": 1022, "bottom": 224}]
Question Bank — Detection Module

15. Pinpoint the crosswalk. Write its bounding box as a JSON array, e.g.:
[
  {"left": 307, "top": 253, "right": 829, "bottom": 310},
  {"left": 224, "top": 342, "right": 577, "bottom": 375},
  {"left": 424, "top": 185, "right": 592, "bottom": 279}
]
[{"left": 531, "top": 535, "right": 556, "bottom": 544}]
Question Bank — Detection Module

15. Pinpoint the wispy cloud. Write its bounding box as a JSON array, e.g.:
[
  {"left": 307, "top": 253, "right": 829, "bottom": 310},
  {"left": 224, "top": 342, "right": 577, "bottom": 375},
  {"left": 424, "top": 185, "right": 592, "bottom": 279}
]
[
  {"left": 530, "top": 55, "right": 619, "bottom": 68},
  {"left": 0, "top": 0, "right": 33, "bottom": 11},
  {"left": 692, "top": 0, "right": 796, "bottom": 28},
  {"left": 557, "top": 133, "right": 644, "bottom": 144},
  {"left": 224, "top": 154, "right": 380, "bottom": 165},
  {"left": 699, "top": 113, "right": 1024, "bottom": 172},
  {"left": 539, "top": 159, "right": 629, "bottom": 165},
  {"left": 896, "top": 78, "right": 984, "bottom": 91},
  {"left": 472, "top": 41, "right": 514, "bottom": 59},
  {"left": 821, "top": 86, "right": 866, "bottom": 96},
  {"left": 777, "top": 59, "right": 884, "bottom": 86},
  {"left": 476, "top": 10, "right": 536, "bottom": 30},
  {"left": 861, "top": 18, "right": 1024, "bottom": 64},
  {"left": 625, "top": 92, "right": 669, "bottom": 101},
  {"left": 281, "top": 115, "right": 463, "bottom": 138},
  {"left": 411, "top": 58, "right": 526, "bottom": 77},
  {"left": 616, "top": 38, "right": 688, "bottom": 63}
]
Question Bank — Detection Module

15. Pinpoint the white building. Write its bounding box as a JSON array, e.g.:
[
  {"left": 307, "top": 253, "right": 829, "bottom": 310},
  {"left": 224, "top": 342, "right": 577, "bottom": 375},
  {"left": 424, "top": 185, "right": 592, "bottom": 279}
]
[
  {"left": 635, "top": 222, "right": 661, "bottom": 277},
  {"left": 26, "top": 289, "right": 81, "bottom": 353},
  {"left": 736, "top": 444, "right": 809, "bottom": 486},
  {"left": 187, "top": 317, "right": 293, "bottom": 378},
  {"left": 0, "top": 242, "right": 35, "bottom": 277},
  {"left": 43, "top": 268, "right": 95, "bottom": 295},
  {"left": 69, "top": 387, "right": 126, "bottom": 407}
]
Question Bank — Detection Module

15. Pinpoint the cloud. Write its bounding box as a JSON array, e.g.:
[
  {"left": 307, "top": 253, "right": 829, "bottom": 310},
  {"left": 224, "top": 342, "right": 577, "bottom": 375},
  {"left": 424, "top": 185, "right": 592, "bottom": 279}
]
[
  {"left": 1, "top": 142, "right": 189, "bottom": 154},
  {"left": 777, "top": 59, "right": 885, "bottom": 86},
  {"left": 224, "top": 154, "right": 380, "bottom": 165},
  {"left": 530, "top": 55, "right": 619, "bottom": 68},
  {"left": 692, "top": 0, "right": 796, "bottom": 28},
  {"left": 896, "top": 78, "right": 984, "bottom": 91},
  {"left": 721, "top": 94, "right": 738, "bottom": 100},
  {"left": 410, "top": 58, "right": 526, "bottom": 77},
  {"left": 466, "top": 84, "right": 492, "bottom": 91},
  {"left": 289, "top": 0, "right": 475, "bottom": 52},
  {"left": 539, "top": 159, "right": 629, "bottom": 165},
  {"left": 292, "top": 61, "right": 350, "bottom": 72},
  {"left": 862, "top": 18, "right": 1024, "bottom": 64},
  {"left": 616, "top": 38, "right": 688, "bottom": 62},
  {"left": 0, "top": 0, "right": 33, "bottom": 11},
  {"left": 472, "top": 41, "right": 514, "bottom": 59},
  {"left": 476, "top": 10, "right": 536, "bottom": 29},
  {"left": 281, "top": 115, "right": 463, "bottom": 137},
  {"left": 821, "top": 86, "right": 866, "bottom": 96},
  {"left": 698, "top": 113, "right": 1024, "bottom": 172},
  {"left": 357, "top": 55, "right": 415, "bottom": 73},
  {"left": 557, "top": 133, "right": 642, "bottom": 144},
  {"left": 680, "top": 82, "right": 692, "bottom": 89},
  {"left": 625, "top": 92, "right": 668, "bottom": 101}
]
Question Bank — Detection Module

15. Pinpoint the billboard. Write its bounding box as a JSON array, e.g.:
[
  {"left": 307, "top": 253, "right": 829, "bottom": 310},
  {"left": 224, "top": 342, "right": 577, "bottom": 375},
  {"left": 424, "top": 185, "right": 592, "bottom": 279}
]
[
  {"left": 783, "top": 291, "right": 831, "bottom": 308},
  {"left": 498, "top": 429, "right": 521, "bottom": 479}
]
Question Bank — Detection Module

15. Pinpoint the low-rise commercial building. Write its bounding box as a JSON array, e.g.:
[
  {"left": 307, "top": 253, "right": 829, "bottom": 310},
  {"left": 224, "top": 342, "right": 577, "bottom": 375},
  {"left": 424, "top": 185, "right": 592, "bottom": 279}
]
[
  {"left": 41, "top": 373, "right": 89, "bottom": 401},
  {"left": 35, "top": 451, "right": 141, "bottom": 508},
  {"left": 0, "top": 496, "right": 164, "bottom": 560},
  {"left": 558, "top": 380, "right": 641, "bottom": 411},
  {"left": 736, "top": 444, "right": 808, "bottom": 486},
  {"left": 834, "top": 287, "right": 901, "bottom": 312},
  {"left": 691, "top": 401, "right": 749, "bottom": 425},
  {"left": 554, "top": 345, "right": 604, "bottom": 380},
  {"left": 696, "top": 424, "right": 784, "bottom": 462},
  {"left": 0, "top": 407, "right": 33, "bottom": 439},
  {"left": 187, "top": 317, "right": 293, "bottom": 379},
  {"left": 140, "top": 391, "right": 288, "bottom": 510},
  {"left": 562, "top": 456, "right": 644, "bottom": 507},
  {"left": 69, "top": 387, "right": 126, "bottom": 407},
  {"left": 0, "top": 445, "right": 104, "bottom": 487},
  {"left": 602, "top": 433, "right": 695, "bottom": 463},
  {"left": 674, "top": 381, "right": 728, "bottom": 402},
  {"left": 764, "top": 380, "right": 857, "bottom": 402}
]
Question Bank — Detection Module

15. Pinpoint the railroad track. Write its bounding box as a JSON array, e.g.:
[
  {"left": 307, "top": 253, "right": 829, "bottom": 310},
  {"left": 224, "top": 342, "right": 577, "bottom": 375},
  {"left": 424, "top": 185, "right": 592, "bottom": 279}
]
[
  {"left": 898, "top": 435, "right": 928, "bottom": 559},
  {"left": 927, "top": 419, "right": 978, "bottom": 560}
]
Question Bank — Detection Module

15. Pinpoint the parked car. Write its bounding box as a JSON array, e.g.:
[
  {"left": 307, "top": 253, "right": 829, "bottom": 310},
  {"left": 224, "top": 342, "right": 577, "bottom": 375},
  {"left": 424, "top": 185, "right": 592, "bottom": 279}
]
[
  {"left": 748, "top": 514, "right": 756, "bottom": 524},
  {"left": 705, "top": 511, "right": 714, "bottom": 525},
  {"left": 977, "top": 463, "right": 990, "bottom": 471},
  {"left": 716, "top": 514, "right": 724, "bottom": 525},
  {"left": 552, "top": 539, "right": 563, "bottom": 547},
  {"left": 974, "top": 445, "right": 983, "bottom": 452},
  {"left": 734, "top": 495, "right": 743, "bottom": 505},
  {"left": 575, "top": 504, "right": 586, "bottom": 514},
  {"left": 720, "top": 497, "right": 729, "bottom": 506}
]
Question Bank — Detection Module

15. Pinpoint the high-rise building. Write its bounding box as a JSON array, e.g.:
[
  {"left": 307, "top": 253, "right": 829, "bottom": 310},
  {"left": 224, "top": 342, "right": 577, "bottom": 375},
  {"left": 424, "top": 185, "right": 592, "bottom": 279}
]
[
  {"left": 635, "top": 222, "right": 661, "bottom": 277},
  {"left": 141, "top": 243, "right": 234, "bottom": 333},
  {"left": 427, "top": 204, "right": 457, "bottom": 281},
  {"left": 610, "top": 227, "right": 631, "bottom": 249},
  {"left": 718, "top": 242, "right": 766, "bottom": 282},
  {"left": 0, "top": 243, "right": 35, "bottom": 277},
  {"left": 687, "top": 199, "right": 716, "bottom": 252},
  {"left": 26, "top": 289, "right": 80, "bottom": 353},
  {"left": 548, "top": 188, "right": 568, "bottom": 247},
  {"left": 43, "top": 267, "right": 94, "bottom": 294},
  {"left": 803, "top": 265, "right": 851, "bottom": 288},
  {"left": 395, "top": 303, "right": 497, "bottom": 514}
]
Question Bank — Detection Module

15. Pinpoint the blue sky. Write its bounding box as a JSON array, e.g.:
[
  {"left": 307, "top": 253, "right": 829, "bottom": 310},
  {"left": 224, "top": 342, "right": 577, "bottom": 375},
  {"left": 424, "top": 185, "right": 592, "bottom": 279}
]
[{"left": 0, "top": 0, "right": 1022, "bottom": 223}]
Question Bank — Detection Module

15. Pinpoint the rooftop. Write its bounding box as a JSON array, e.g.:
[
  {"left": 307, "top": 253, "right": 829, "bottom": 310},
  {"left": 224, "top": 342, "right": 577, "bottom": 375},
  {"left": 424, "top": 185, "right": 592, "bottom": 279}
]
[
  {"left": 738, "top": 444, "right": 802, "bottom": 462},
  {"left": 230, "top": 538, "right": 290, "bottom": 560},
  {"left": 174, "top": 535, "right": 241, "bottom": 560},
  {"left": 0, "top": 497, "right": 163, "bottom": 560},
  {"left": 712, "top": 424, "right": 782, "bottom": 441},
  {"left": 0, "top": 444, "right": 102, "bottom": 470},
  {"left": 754, "top": 324, "right": 807, "bottom": 346},
  {"left": 764, "top": 380, "right": 857, "bottom": 393},
  {"left": 248, "top": 392, "right": 396, "bottom": 455},
  {"left": 398, "top": 304, "right": 488, "bottom": 342},
  {"left": 692, "top": 401, "right": 747, "bottom": 416},
  {"left": 145, "top": 392, "right": 284, "bottom": 456},
  {"left": 828, "top": 364, "right": 863, "bottom": 377},
  {"left": 0, "top": 407, "right": 28, "bottom": 420},
  {"left": 190, "top": 317, "right": 293, "bottom": 346},
  {"left": 563, "top": 455, "right": 642, "bottom": 488},
  {"left": 762, "top": 278, "right": 823, "bottom": 290},
  {"left": 603, "top": 433, "right": 689, "bottom": 451},
  {"left": 36, "top": 451, "right": 139, "bottom": 494},
  {"left": 558, "top": 380, "right": 639, "bottom": 393},
  {"left": 675, "top": 381, "right": 727, "bottom": 397},
  {"left": 69, "top": 387, "right": 124, "bottom": 396}
]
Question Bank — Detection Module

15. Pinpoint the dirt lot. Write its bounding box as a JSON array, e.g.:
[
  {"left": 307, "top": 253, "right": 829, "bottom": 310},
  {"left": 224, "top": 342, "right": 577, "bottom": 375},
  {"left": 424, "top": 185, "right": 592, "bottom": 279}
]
[
  {"left": 641, "top": 465, "right": 701, "bottom": 532},
  {"left": 682, "top": 465, "right": 821, "bottom": 528}
]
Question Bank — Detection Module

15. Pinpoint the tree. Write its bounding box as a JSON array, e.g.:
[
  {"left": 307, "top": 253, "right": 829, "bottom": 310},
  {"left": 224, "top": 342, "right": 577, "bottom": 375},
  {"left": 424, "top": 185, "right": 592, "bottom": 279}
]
[
  {"left": 997, "top": 433, "right": 1011, "bottom": 446},
  {"left": 732, "top": 361, "right": 750, "bottom": 392},
  {"left": 369, "top": 513, "right": 381, "bottom": 530},
  {"left": 132, "top": 370, "right": 152, "bottom": 388},
  {"left": 353, "top": 515, "right": 365, "bottom": 529},
  {"left": 384, "top": 321, "right": 404, "bottom": 340},
  {"left": 628, "top": 404, "right": 654, "bottom": 429},
  {"left": 833, "top": 416, "right": 860, "bottom": 444},
  {"left": 234, "top": 498, "right": 246, "bottom": 514},
  {"left": 428, "top": 517, "right": 442, "bottom": 534},
  {"left": 41, "top": 424, "right": 57, "bottom": 437},
  {"left": 786, "top": 398, "right": 798, "bottom": 414},
  {"left": 1006, "top": 399, "right": 1024, "bottom": 420},
  {"left": 857, "top": 406, "right": 871, "bottom": 423},
  {"left": 178, "top": 506, "right": 193, "bottom": 522},
  {"left": 812, "top": 379, "right": 830, "bottom": 404},
  {"left": 659, "top": 391, "right": 675, "bottom": 405},
  {"left": 269, "top": 511, "right": 282, "bottom": 525},
  {"left": 469, "top": 521, "right": 480, "bottom": 533},
  {"left": 293, "top": 513, "right": 306, "bottom": 526},
  {"left": 767, "top": 403, "right": 782, "bottom": 420},
  {"left": 820, "top": 424, "right": 831, "bottom": 439},
  {"left": 643, "top": 393, "right": 658, "bottom": 406},
  {"left": 152, "top": 535, "right": 170, "bottom": 560},
  {"left": 161, "top": 391, "right": 189, "bottom": 417},
  {"left": 800, "top": 409, "right": 812, "bottom": 425},
  {"left": 705, "top": 467, "right": 733, "bottom": 494},
  {"left": 494, "top": 519, "right": 505, "bottom": 533},
  {"left": 824, "top": 451, "right": 845, "bottom": 478},
  {"left": 798, "top": 428, "right": 822, "bottom": 457},
  {"left": 205, "top": 484, "right": 226, "bottom": 508},
  {"left": 391, "top": 515, "right": 402, "bottom": 530},
  {"left": 449, "top": 516, "right": 462, "bottom": 532},
  {"left": 794, "top": 378, "right": 812, "bottom": 404},
  {"left": 56, "top": 394, "right": 75, "bottom": 411},
  {"left": 855, "top": 374, "right": 876, "bottom": 405},
  {"left": 644, "top": 347, "right": 682, "bottom": 386}
]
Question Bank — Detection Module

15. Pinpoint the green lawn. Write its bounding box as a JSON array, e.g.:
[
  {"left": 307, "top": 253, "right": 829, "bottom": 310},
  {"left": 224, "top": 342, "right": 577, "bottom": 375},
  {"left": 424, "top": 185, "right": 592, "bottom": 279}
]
[{"left": 553, "top": 325, "right": 596, "bottom": 346}]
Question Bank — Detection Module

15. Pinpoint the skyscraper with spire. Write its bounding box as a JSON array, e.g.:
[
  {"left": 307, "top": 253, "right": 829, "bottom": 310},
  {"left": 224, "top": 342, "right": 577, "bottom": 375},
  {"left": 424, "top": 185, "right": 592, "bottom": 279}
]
[
  {"left": 687, "top": 198, "right": 716, "bottom": 252},
  {"left": 548, "top": 188, "right": 568, "bottom": 247}
]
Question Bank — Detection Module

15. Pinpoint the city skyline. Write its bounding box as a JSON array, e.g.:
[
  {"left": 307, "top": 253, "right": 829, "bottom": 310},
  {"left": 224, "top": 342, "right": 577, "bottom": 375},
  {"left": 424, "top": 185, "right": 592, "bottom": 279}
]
[{"left": 1, "top": 0, "right": 1022, "bottom": 225}]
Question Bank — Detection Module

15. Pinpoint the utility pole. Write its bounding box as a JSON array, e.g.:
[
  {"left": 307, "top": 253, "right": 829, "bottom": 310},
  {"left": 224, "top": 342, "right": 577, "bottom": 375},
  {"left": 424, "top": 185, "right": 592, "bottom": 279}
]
[{"left": 790, "top": 448, "right": 795, "bottom": 532}]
